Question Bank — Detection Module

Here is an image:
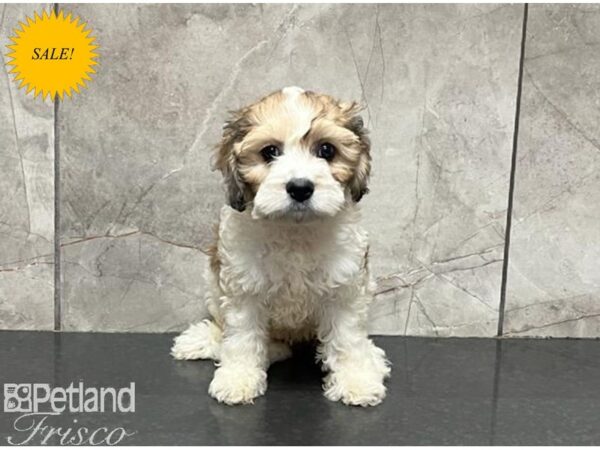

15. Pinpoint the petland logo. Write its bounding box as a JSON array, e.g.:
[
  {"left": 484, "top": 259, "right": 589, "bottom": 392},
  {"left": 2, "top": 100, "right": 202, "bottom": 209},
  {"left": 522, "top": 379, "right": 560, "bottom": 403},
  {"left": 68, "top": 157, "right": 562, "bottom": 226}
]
[{"left": 3, "top": 382, "right": 136, "bottom": 445}]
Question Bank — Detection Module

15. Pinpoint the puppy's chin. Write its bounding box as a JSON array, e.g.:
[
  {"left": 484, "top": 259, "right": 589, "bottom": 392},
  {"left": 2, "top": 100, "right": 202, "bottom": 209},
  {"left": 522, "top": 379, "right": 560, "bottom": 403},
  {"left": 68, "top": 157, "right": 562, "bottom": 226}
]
[
  {"left": 251, "top": 200, "right": 341, "bottom": 223},
  {"left": 250, "top": 182, "right": 346, "bottom": 222}
]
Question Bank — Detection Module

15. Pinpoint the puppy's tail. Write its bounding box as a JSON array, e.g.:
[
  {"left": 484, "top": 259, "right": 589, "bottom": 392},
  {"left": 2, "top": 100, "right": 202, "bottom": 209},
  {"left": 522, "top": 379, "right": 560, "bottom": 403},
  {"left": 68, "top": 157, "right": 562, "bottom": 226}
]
[{"left": 171, "top": 319, "right": 223, "bottom": 361}]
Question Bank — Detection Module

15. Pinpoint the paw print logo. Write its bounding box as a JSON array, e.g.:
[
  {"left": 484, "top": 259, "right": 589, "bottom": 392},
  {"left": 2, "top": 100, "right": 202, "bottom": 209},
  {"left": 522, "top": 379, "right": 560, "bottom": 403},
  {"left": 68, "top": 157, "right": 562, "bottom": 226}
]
[{"left": 3, "top": 384, "right": 32, "bottom": 413}]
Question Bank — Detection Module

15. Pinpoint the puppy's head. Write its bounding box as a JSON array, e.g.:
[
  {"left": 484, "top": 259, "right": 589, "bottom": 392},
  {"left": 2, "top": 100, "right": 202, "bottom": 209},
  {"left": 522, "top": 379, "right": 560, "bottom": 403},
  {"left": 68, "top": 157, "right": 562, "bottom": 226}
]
[{"left": 213, "top": 87, "right": 371, "bottom": 221}]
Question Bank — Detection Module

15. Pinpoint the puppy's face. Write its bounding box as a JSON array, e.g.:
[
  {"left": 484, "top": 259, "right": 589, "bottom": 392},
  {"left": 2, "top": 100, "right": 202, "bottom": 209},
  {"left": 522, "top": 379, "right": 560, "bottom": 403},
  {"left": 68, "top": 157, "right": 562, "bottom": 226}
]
[{"left": 214, "top": 87, "right": 371, "bottom": 221}]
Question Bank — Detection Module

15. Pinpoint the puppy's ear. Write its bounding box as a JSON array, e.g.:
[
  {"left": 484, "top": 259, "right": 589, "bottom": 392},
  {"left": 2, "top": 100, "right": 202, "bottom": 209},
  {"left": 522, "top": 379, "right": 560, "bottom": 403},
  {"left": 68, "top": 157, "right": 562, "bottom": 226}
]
[
  {"left": 342, "top": 103, "right": 371, "bottom": 203},
  {"left": 212, "top": 110, "right": 251, "bottom": 211}
]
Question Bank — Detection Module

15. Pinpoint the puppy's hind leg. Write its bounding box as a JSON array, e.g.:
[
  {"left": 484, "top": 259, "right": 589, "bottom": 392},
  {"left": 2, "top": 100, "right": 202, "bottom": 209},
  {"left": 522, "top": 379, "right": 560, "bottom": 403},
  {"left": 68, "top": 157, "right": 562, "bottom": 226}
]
[{"left": 171, "top": 319, "right": 223, "bottom": 361}]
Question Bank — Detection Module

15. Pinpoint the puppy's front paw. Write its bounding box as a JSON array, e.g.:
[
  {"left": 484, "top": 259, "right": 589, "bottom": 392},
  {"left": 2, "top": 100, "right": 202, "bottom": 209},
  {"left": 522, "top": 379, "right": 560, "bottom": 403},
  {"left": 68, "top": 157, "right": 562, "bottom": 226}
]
[
  {"left": 209, "top": 365, "right": 267, "bottom": 405},
  {"left": 323, "top": 369, "right": 387, "bottom": 407}
]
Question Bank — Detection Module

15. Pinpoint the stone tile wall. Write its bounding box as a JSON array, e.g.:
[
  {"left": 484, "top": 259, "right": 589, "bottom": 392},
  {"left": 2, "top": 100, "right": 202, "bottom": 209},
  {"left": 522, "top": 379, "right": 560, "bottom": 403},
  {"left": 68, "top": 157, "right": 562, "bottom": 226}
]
[
  {"left": 503, "top": 4, "right": 600, "bottom": 337},
  {"left": 0, "top": 4, "right": 54, "bottom": 330},
  {"left": 1, "top": 4, "right": 598, "bottom": 337}
]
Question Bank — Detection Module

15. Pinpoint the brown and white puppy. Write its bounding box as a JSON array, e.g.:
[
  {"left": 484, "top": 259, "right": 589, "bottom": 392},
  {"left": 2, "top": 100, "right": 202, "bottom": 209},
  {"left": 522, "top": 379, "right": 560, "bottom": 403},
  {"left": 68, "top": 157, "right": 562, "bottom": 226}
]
[{"left": 172, "top": 87, "right": 390, "bottom": 406}]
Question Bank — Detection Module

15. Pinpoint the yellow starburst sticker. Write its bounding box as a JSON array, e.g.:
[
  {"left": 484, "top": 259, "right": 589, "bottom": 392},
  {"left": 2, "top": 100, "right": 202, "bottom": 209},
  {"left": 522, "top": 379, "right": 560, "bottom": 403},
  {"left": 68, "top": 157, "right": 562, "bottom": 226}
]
[{"left": 5, "top": 9, "right": 99, "bottom": 100}]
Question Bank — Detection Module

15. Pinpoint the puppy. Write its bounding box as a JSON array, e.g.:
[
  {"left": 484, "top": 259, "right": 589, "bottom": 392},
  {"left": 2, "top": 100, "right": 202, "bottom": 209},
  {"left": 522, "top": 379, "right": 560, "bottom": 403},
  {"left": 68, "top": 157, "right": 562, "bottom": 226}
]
[{"left": 172, "top": 87, "right": 390, "bottom": 406}]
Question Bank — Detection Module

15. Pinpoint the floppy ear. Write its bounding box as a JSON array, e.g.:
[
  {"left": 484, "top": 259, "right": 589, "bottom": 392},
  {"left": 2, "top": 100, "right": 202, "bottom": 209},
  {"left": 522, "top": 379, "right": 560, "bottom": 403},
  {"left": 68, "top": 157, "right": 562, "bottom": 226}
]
[
  {"left": 343, "top": 106, "right": 371, "bottom": 203},
  {"left": 212, "top": 110, "right": 251, "bottom": 211}
]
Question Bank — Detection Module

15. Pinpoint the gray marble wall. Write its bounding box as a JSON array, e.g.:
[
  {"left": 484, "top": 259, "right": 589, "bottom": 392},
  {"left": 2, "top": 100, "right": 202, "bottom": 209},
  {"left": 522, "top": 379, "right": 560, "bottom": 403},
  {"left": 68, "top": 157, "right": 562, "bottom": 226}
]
[
  {"left": 503, "top": 4, "right": 600, "bottom": 337},
  {"left": 0, "top": 4, "right": 54, "bottom": 330},
  {"left": 0, "top": 4, "right": 598, "bottom": 337}
]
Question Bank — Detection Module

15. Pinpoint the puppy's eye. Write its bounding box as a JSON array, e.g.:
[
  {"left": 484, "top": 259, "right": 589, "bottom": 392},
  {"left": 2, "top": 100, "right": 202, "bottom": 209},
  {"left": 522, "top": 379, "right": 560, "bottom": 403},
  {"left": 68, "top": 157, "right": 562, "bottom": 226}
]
[
  {"left": 260, "top": 145, "right": 281, "bottom": 163},
  {"left": 316, "top": 142, "right": 336, "bottom": 161}
]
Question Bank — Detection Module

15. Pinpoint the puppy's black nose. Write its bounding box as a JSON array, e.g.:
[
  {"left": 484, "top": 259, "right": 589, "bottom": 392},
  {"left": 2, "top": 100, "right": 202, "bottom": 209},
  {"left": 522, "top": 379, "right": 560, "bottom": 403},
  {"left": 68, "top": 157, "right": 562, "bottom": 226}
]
[{"left": 286, "top": 178, "right": 314, "bottom": 202}]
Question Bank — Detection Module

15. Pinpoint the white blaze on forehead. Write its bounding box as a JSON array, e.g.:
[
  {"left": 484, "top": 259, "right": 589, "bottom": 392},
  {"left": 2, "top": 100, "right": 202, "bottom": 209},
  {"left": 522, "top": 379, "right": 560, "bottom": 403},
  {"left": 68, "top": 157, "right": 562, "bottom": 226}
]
[
  {"left": 281, "top": 86, "right": 313, "bottom": 144},
  {"left": 282, "top": 86, "right": 305, "bottom": 98}
]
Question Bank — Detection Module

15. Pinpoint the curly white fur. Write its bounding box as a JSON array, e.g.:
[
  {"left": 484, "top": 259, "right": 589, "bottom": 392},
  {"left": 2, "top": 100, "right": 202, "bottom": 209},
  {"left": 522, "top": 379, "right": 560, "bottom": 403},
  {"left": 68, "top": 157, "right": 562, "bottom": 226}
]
[
  {"left": 172, "top": 87, "right": 390, "bottom": 407},
  {"left": 172, "top": 205, "right": 390, "bottom": 406}
]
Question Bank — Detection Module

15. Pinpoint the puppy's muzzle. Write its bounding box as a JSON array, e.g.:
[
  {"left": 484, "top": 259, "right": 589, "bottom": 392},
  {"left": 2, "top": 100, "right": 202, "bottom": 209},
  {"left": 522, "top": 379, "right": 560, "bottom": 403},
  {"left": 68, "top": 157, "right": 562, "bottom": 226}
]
[{"left": 286, "top": 178, "right": 314, "bottom": 202}]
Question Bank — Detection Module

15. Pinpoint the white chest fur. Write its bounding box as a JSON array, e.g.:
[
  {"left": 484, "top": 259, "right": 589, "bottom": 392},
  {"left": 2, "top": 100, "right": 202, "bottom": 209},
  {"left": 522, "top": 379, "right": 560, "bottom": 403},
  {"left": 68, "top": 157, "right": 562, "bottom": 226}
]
[{"left": 216, "top": 206, "right": 369, "bottom": 331}]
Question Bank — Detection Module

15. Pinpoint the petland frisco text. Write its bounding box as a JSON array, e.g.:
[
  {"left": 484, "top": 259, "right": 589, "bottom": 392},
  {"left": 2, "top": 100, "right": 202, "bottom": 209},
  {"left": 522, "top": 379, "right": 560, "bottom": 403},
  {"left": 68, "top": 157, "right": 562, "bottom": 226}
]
[{"left": 3, "top": 382, "right": 136, "bottom": 445}]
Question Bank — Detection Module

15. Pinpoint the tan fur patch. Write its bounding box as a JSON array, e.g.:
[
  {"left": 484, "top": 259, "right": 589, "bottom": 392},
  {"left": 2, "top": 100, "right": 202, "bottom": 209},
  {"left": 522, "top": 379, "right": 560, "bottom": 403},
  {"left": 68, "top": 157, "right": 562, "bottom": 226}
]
[
  {"left": 206, "top": 223, "right": 221, "bottom": 275},
  {"left": 214, "top": 88, "right": 371, "bottom": 207}
]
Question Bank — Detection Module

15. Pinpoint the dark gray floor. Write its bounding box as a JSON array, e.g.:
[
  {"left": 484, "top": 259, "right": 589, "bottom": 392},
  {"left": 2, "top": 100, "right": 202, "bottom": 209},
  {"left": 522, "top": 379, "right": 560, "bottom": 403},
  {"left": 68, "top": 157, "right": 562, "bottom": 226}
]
[{"left": 1, "top": 331, "right": 599, "bottom": 445}]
